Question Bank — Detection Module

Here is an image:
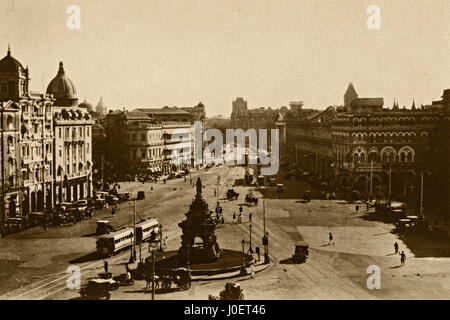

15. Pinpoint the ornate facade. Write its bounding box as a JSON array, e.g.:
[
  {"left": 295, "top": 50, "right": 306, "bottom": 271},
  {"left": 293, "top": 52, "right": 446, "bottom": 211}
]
[
  {"left": 105, "top": 106, "right": 199, "bottom": 175},
  {"left": 0, "top": 48, "right": 93, "bottom": 223},
  {"left": 47, "top": 62, "right": 94, "bottom": 203},
  {"left": 278, "top": 83, "right": 450, "bottom": 229}
]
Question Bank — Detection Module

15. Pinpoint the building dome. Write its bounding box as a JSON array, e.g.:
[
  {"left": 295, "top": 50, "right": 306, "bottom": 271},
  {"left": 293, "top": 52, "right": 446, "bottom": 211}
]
[
  {"left": 96, "top": 97, "right": 107, "bottom": 115},
  {"left": 46, "top": 62, "right": 77, "bottom": 105},
  {"left": 0, "top": 47, "right": 25, "bottom": 73},
  {"left": 79, "top": 99, "right": 93, "bottom": 112}
]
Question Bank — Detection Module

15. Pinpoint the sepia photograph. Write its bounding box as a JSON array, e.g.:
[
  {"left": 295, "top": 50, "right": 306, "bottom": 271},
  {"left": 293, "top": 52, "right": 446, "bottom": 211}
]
[{"left": 0, "top": 0, "right": 449, "bottom": 304}]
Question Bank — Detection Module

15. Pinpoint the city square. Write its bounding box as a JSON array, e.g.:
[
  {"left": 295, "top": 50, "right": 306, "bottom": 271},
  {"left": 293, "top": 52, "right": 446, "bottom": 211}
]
[
  {"left": 0, "top": 164, "right": 449, "bottom": 300},
  {"left": 0, "top": 1, "right": 449, "bottom": 302}
]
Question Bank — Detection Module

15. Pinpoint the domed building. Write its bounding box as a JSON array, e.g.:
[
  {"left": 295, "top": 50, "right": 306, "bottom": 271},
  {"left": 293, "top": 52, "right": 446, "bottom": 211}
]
[
  {"left": 0, "top": 46, "right": 55, "bottom": 222},
  {"left": 79, "top": 99, "right": 93, "bottom": 113},
  {"left": 46, "top": 61, "right": 94, "bottom": 205},
  {"left": 95, "top": 97, "right": 107, "bottom": 116},
  {"left": 46, "top": 61, "right": 78, "bottom": 106},
  {"left": 0, "top": 46, "right": 30, "bottom": 102}
]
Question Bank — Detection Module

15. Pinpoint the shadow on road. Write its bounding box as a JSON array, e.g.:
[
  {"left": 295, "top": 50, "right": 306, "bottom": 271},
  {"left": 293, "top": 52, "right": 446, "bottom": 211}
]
[
  {"left": 81, "top": 232, "right": 98, "bottom": 238},
  {"left": 280, "top": 257, "right": 306, "bottom": 265},
  {"left": 69, "top": 251, "right": 100, "bottom": 264},
  {"left": 395, "top": 231, "right": 450, "bottom": 258},
  {"left": 359, "top": 212, "right": 450, "bottom": 258}
]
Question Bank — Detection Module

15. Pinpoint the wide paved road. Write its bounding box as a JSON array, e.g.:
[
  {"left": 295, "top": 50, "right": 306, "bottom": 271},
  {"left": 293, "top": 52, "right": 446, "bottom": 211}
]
[{"left": 1, "top": 164, "right": 449, "bottom": 299}]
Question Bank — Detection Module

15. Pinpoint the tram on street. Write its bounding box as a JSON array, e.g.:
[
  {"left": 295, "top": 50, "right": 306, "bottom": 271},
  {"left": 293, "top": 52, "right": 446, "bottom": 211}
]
[
  {"left": 96, "top": 227, "right": 135, "bottom": 256},
  {"left": 135, "top": 218, "right": 160, "bottom": 244}
]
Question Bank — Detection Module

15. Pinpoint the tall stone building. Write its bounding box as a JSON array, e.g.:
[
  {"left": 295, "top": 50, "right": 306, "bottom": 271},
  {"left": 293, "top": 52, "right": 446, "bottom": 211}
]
[
  {"left": 105, "top": 106, "right": 199, "bottom": 176},
  {"left": 278, "top": 83, "right": 450, "bottom": 232},
  {"left": 0, "top": 48, "right": 93, "bottom": 223},
  {"left": 47, "top": 62, "right": 94, "bottom": 203},
  {"left": 0, "top": 47, "right": 54, "bottom": 220}
]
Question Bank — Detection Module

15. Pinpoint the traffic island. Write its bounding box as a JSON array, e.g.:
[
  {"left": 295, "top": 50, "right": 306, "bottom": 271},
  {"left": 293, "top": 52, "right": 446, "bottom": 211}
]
[
  {"left": 152, "top": 178, "right": 271, "bottom": 280},
  {"left": 152, "top": 249, "right": 272, "bottom": 280}
]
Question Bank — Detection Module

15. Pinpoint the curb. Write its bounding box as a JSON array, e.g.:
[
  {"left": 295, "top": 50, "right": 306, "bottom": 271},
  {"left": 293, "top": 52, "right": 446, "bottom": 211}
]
[{"left": 191, "top": 261, "right": 272, "bottom": 281}]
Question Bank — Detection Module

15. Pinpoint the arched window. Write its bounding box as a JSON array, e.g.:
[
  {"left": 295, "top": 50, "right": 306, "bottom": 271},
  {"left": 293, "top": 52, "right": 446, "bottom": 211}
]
[
  {"left": 7, "top": 115, "right": 14, "bottom": 129},
  {"left": 407, "top": 153, "right": 412, "bottom": 162},
  {"left": 389, "top": 152, "right": 395, "bottom": 162},
  {"left": 360, "top": 153, "right": 366, "bottom": 164},
  {"left": 400, "top": 152, "right": 406, "bottom": 162}
]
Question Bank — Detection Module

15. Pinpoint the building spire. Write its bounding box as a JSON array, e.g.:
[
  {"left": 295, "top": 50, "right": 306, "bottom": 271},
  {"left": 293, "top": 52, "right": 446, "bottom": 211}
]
[
  {"left": 57, "top": 61, "right": 65, "bottom": 76},
  {"left": 412, "top": 98, "right": 416, "bottom": 110},
  {"left": 7, "top": 43, "right": 11, "bottom": 56}
]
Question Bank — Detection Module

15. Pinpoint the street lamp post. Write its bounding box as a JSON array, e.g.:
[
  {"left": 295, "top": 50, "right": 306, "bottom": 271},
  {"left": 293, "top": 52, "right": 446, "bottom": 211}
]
[
  {"left": 240, "top": 239, "right": 247, "bottom": 276},
  {"left": 248, "top": 223, "right": 253, "bottom": 254},
  {"left": 263, "top": 231, "right": 269, "bottom": 264},
  {"left": 148, "top": 240, "right": 159, "bottom": 300}
]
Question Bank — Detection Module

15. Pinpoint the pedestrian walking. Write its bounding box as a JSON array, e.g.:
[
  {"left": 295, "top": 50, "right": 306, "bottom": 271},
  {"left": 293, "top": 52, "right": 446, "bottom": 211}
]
[
  {"left": 238, "top": 213, "right": 242, "bottom": 224},
  {"left": 328, "top": 232, "right": 334, "bottom": 245},
  {"left": 42, "top": 219, "right": 47, "bottom": 232},
  {"left": 111, "top": 207, "right": 115, "bottom": 215},
  {"left": 233, "top": 212, "right": 236, "bottom": 223},
  {"left": 249, "top": 212, "right": 252, "bottom": 223},
  {"left": 104, "top": 259, "right": 109, "bottom": 273},
  {"left": 239, "top": 205, "right": 243, "bottom": 214},
  {"left": 355, "top": 204, "right": 359, "bottom": 214},
  {"left": 250, "top": 263, "right": 255, "bottom": 279},
  {"left": 400, "top": 251, "right": 406, "bottom": 266},
  {"left": 394, "top": 242, "right": 399, "bottom": 254},
  {"left": 221, "top": 216, "right": 224, "bottom": 224}
]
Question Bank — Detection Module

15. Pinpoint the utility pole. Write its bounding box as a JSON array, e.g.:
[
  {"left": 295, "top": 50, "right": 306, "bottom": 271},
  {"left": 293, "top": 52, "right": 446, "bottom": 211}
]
[
  {"left": 101, "top": 153, "right": 104, "bottom": 191},
  {"left": 133, "top": 199, "right": 136, "bottom": 260},
  {"left": 263, "top": 198, "right": 266, "bottom": 234},
  {"left": 420, "top": 170, "right": 424, "bottom": 219},
  {"left": 1, "top": 107, "right": 5, "bottom": 223},
  {"left": 388, "top": 163, "right": 392, "bottom": 200},
  {"left": 216, "top": 175, "right": 220, "bottom": 207},
  {"left": 370, "top": 160, "right": 373, "bottom": 200},
  {"left": 151, "top": 248, "right": 156, "bottom": 300}
]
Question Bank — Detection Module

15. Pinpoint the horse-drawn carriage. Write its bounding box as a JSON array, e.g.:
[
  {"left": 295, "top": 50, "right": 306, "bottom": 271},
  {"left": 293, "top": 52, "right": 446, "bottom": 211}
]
[{"left": 131, "top": 261, "right": 191, "bottom": 292}]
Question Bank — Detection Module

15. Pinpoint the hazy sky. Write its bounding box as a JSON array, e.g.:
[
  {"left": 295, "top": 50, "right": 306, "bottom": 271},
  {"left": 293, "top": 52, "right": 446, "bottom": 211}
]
[{"left": 1, "top": 0, "right": 449, "bottom": 116}]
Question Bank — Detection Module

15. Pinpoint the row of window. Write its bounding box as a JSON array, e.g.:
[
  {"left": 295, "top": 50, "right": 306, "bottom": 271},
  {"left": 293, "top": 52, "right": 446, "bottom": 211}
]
[
  {"left": 131, "top": 148, "right": 162, "bottom": 160},
  {"left": 129, "top": 132, "right": 161, "bottom": 142},
  {"left": 58, "top": 127, "right": 90, "bottom": 139},
  {"left": 114, "top": 233, "right": 133, "bottom": 244},
  {"left": 21, "top": 144, "right": 52, "bottom": 159},
  {"left": 352, "top": 118, "right": 418, "bottom": 127},
  {"left": 352, "top": 151, "right": 414, "bottom": 163}
]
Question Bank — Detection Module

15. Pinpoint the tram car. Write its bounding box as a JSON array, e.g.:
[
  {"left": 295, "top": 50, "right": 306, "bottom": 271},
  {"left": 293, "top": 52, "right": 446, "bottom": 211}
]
[
  {"left": 96, "top": 227, "right": 135, "bottom": 257},
  {"left": 135, "top": 218, "right": 160, "bottom": 245}
]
